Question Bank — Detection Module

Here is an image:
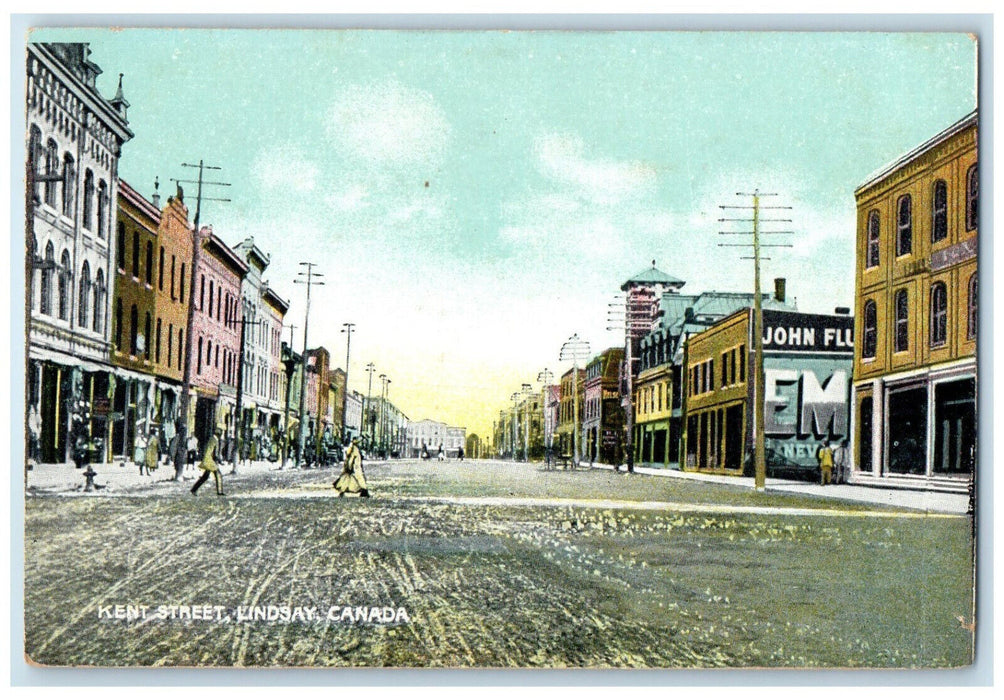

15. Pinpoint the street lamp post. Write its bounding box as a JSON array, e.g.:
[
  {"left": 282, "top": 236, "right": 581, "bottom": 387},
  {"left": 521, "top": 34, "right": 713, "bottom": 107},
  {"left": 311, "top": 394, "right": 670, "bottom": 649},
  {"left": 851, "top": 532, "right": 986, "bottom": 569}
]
[
  {"left": 293, "top": 262, "right": 323, "bottom": 468},
  {"left": 521, "top": 382, "right": 532, "bottom": 462},
  {"left": 364, "top": 362, "right": 375, "bottom": 450}
]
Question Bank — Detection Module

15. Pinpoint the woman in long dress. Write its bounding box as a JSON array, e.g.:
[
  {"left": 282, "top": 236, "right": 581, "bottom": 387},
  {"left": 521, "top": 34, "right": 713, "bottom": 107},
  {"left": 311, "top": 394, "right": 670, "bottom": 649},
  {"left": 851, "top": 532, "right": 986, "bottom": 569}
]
[{"left": 334, "top": 437, "right": 370, "bottom": 498}]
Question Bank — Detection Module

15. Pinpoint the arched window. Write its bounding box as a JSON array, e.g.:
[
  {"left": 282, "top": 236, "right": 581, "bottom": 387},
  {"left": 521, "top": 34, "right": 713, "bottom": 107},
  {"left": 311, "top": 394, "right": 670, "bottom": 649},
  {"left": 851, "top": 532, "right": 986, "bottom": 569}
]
[
  {"left": 896, "top": 194, "right": 912, "bottom": 256},
  {"left": 28, "top": 126, "right": 42, "bottom": 201},
  {"left": 145, "top": 312, "right": 152, "bottom": 359},
  {"left": 145, "top": 242, "right": 153, "bottom": 285},
  {"left": 29, "top": 236, "right": 38, "bottom": 311},
  {"left": 132, "top": 230, "right": 140, "bottom": 278},
  {"left": 862, "top": 300, "right": 877, "bottom": 359},
  {"left": 58, "top": 250, "right": 71, "bottom": 321},
  {"left": 197, "top": 336, "right": 204, "bottom": 374},
  {"left": 179, "top": 263, "right": 186, "bottom": 303},
  {"left": 967, "top": 274, "right": 977, "bottom": 340},
  {"left": 130, "top": 304, "right": 138, "bottom": 355},
  {"left": 93, "top": 269, "right": 105, "bottom": 333},
  {"left": 966, "top": 164, "right": 978, "bottom": 231},
  {"left": 115, "top": 297, "right": 123, "bottom": 349},
  {"left": 61, "top": 153, "right": 75, "bottom": 218},
  {"left": 158, "top": 246, "right": 165, "bottom": 290},
  {"left": 178, "top": 330, "right": 184, "bottom": 370},
  {"left": 200, "top": 274, "right": 206, "bottom": 310},
  {"left": 39, "top": 242, "right": 54, "bottom": 316},
  {"left": 83, "top": 169, "right": 94, "bottom": 230},
  {"left": 894, "top": 289, "right": 909, "bottom": 352},
  {"left": 44, "top": 139, "right": 58, "bottom": 208},
  {"left": 932, "top": 180, "right": 948, "bottom": 243},
  {"left": 116, "top": 222, "right": 126, "bottom": 270},
  {"left": 97, "top": 180, "right": 108, "bottom": 239},
  {"left": 208, "top": 280, "right": 214, "bottom": 316},
  {"left": 930, "top": 282, "right": 948, "bottom": 347},
  {"left": 156, "top": 318, "right": 162, "bottom": 363},
  {"left": 866, "top": 211, "right": 880, "bottom": 268},
  {"left": 78, "top": 262, "right": 90, "bottom": 328}
]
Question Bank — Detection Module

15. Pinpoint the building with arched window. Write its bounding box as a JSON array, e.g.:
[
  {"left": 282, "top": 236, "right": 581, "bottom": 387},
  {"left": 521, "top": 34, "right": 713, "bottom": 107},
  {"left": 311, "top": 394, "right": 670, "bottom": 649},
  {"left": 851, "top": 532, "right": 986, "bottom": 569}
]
[
  {"left": 852, "top": 110, "right": 977, "bottom": 492},
  {"left": 26, "top": 42, "right": 132, "bottom": 464}
]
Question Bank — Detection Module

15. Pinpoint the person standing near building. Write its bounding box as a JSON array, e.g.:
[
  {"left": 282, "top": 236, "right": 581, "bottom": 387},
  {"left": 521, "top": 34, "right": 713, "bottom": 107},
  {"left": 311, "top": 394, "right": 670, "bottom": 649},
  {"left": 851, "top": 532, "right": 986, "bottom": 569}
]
[
  {"left": 334, "top": 437, "right": 369, "bottom": 498},
  {"left": 143, "top": 428, "right": 159, "bottom": 477},
  {"left": 832, "top": 439, "right": 849, "bottom": 484},
  {"left": 27, "top": 405, "right": 42, "bottom": 466},
  {"left": 817, "top": 439, "right": 834, "bottom": 486},
  {"left": 191, "top": 428, "right": 225, "bottom": 496}
]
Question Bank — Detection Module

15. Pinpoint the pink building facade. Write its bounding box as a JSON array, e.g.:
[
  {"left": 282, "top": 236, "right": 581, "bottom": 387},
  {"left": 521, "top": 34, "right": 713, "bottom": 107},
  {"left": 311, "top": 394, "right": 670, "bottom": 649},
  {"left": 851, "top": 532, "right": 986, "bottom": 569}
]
[{"left": 190, "top": 226, "right": 247, "bottom": 445}]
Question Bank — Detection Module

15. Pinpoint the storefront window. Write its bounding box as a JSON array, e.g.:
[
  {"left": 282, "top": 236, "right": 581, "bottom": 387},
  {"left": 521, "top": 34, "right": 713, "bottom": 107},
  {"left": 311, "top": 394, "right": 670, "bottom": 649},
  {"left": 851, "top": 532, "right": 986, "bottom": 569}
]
[
  {"left": 858, "top": 396, "right": 873, "bottom": 474},
  {"left": 887, "top": 387, "right": 927, "bottom": 475},
  {"left": 933, "top": 378, "right": 975, "bottom": 475}
]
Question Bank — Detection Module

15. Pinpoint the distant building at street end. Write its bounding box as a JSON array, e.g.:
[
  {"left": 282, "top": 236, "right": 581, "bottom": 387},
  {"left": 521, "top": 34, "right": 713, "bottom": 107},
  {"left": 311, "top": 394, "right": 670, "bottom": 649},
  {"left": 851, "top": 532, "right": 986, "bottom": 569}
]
[
  {"left": 344, "top": 390, "right": 364, "bottom": 441},
  {"left": 407, "top": 419, "right": 466, "bottom": 458},
  {"left": 583, "top": 347, "right": 625, "bottom": 465},
  {"left": 682, "top": 308, "right": 854, "bottom": 478},
  {"left": 852, "top": 110, "right": 977, "bottom": 492}
]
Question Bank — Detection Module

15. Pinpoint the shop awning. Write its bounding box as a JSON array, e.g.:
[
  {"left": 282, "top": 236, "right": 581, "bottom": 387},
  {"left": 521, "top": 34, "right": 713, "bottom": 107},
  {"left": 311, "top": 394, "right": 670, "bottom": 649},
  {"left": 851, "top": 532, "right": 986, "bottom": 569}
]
[{"left": 28, "top": 345, "right": 110, "bottom": 374}]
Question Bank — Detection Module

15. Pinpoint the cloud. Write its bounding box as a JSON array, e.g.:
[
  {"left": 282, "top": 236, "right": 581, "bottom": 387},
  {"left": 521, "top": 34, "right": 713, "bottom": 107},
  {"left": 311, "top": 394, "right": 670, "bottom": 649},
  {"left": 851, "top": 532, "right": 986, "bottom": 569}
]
[
  {"left": 252, "top": 145, "right": 318, "bottom": 193},
  {"left": 326, "top": 82, "right": 451, "bottom": 167},
  {"left": 325, "top": 184, "right": 370, "bottom": 212},
  {"left": 533, "top": 133, "right": 657, "bottom": 205}
]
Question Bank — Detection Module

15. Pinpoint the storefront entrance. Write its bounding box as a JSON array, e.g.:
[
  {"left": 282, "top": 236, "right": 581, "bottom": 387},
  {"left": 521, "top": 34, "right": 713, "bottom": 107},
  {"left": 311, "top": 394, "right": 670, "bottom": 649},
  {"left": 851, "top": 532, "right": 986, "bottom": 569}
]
[{"left": 933, "top": 378, "right": 976, "bottom": 475}]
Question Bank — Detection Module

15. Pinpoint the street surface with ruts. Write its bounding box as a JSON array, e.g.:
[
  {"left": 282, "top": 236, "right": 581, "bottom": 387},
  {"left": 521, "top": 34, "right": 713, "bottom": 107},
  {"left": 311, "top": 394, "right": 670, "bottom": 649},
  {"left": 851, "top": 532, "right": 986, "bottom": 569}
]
[{"left": 24, "top": 459, "right": 974, "bottom": 668}]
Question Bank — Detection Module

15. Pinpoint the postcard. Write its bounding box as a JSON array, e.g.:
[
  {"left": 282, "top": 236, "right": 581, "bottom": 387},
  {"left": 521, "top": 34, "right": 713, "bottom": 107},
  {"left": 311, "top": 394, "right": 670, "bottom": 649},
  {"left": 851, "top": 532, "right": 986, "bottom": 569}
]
[{"left": 20, "top": 26, "right": 978, "bottom": 669}]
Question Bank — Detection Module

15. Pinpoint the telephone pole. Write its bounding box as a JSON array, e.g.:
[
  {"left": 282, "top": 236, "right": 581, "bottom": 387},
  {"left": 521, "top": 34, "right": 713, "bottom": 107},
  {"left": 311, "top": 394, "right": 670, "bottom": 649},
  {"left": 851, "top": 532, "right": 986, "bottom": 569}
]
[
  {"left": 521, "top": 382, "right": 532, "bottom": 462},
  {"left": 293, "top": 262, "right": 324, "bottom": 468},
  {"left": 172, "top": 160, "right": 230, "bottom": 480},
  {"left": 280, "top": 323, "right": 296, "bottom": 467},
  {"left": 364, "top": 362, "right": 376, "bottom": 449},
  {"left": 560, "top": 333, "right": 591, "bottom": 467},
  {"left": 340, "top": 322, "right": 355, "bottom": 443},
  {"left": 537, "top": 368, "right": 554, "bottom": 466},
  {"left": 718, "top": 190, "right": 792, "bottom": 490}
]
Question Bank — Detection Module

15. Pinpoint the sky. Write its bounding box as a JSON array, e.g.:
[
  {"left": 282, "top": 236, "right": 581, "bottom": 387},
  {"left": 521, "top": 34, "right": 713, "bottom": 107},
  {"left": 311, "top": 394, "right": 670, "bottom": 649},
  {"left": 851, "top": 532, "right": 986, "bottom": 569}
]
[{"left": 29, "top": 28, "right": 978, "bottom": 439}]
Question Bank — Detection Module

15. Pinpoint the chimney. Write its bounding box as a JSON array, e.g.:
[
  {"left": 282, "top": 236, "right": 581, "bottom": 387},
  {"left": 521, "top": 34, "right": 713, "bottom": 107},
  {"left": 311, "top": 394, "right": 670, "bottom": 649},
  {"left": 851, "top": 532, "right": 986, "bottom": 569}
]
[
  {"left": 152, "top": 176, "right": 160, "bottom": 210},
  {"left": 774, "top": 277, "right": 786, "bottom": 304}
]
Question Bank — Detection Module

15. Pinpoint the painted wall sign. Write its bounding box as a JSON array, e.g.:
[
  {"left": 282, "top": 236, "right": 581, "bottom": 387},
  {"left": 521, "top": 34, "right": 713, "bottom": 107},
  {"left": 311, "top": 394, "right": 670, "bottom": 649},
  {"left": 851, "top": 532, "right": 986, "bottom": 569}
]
[{"left": 761, "top": 310, "right": 854, "bottom": 353}]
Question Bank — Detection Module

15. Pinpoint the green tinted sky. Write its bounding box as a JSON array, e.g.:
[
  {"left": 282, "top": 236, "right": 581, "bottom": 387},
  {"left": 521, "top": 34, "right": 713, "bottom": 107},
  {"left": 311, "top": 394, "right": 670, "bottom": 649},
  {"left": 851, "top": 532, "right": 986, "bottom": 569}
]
[{"left": 30, "top": 29, "right": 977, "bottom": 437}]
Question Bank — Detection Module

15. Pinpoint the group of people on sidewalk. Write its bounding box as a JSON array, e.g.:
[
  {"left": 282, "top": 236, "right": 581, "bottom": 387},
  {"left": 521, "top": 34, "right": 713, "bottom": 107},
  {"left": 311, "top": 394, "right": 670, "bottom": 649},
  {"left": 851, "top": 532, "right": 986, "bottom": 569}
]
[{"left": 816, "top": 438, "right": 850, "bottom": 486}]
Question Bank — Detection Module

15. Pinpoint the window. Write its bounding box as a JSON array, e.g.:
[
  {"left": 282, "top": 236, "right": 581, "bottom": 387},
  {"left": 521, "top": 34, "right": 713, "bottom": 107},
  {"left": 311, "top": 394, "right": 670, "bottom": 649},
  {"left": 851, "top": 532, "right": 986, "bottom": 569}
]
[
  {"left": 130, "top": 304, "right": 138, "bottom": 355},
  {"left": 116, "top": 223, "right": 126, "bottom": 270},
  {"left": 896, "top": 195, "right": 912, "bottom": 256},
  {"left": 58, "top": 250, "right": 71, "bottom": 321},
  {"left": 93, "top": 270, "right": 104, "bottom": 333},
  {"left": 932, "top": 180, "right": 948, "bottom": 243},
  {"left": 739, "top": 345, "right": 746, "bottom": 382},
  {"left": 61, "top": 153, "right": 75, "bottom": 218},
  {"left": 145, "top": 242, "right": 153, "bottom": 285},
  {"left": 83, "top": 169, "right": 94, "bottom": 230},
  {"left": 77, "top": 262, "right": 90, "bottom": 328},
  {"left": 97, "top": 180, "right": 108, "bottom": 238},
  {"left": 862, "top": 300, "right": 877, "bottom": 359},
  {"left": 867, "top": 210, "right": 880, "bottom": 268},
  {"left": 179, "top": 263, "right": 186, "bottom": 303},
  {"left": 144, "top": 313, "right": 152, "bottom": 359},
  {"left": 198, "top": 336, "right": 204, "bottom": 374},
  {"left": 158, "top": 247, "right": 165, "bottom": 290},
  {"left": 168, "top": 324, "right": 173, "bottom": 366},
  {"left": 208, "top": 280, "right": 214, "bottom": 316},
  {"left": 894, "top": 289, "right": 909, "bottom": 353},
  {"left": 132, "top": 231, "right": 140, "bottom": 278},
  {"left": 156, "top": 318, "right": 162, "bottom": 363},
  {"left": 115, "top": 297, "right": 123, "bottom": 349},
  {"left": 170, "top": 256, "right": 176, "bottom": 299},
  {"left": 40, "top": 242, "right": 54, "bottom": 316},
  {"left": 966, "top": 164, "right": 978, "bottom": 231},
  {"left": 968, "top": 274, "right": 977, "bottom": 340},
  {"left": 44, "top": 140, "right": 58, "bottom": 208},
  {"left": 177, "top": 330, "right": 184, "bottom": 370},
  {"left": 930, "top": 282, "right": 948, "bottom": 347},
  {"left": 200, "top": 274, "right": 206, "bottom": 310}
]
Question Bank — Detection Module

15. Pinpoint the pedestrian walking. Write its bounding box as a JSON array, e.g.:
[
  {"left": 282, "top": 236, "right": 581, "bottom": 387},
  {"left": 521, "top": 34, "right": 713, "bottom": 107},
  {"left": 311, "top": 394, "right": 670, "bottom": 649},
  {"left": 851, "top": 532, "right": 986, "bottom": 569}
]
[
  {"left": 191, "top": 428, "right": 225, "bottom": 496},
  {"left": 333, "top": 437, "right": 369, "bottom": 498},
  {"left": 27, "top": 405, "right": 42, "bottom": 465},
  {"left": 437, "top": 443, "right": 445, "bottom": 462},
  {"left": 833, "top": 439, "right": 849, "bottom": 484},
  {"left": 457, "top": 446, "right": 465, "bottom": 462},
  {"left": 817, "top": 438, "right": 834, "bottom": 486},
  {"left": 144, "top": 428, "right": 160, "bottom": 476}
]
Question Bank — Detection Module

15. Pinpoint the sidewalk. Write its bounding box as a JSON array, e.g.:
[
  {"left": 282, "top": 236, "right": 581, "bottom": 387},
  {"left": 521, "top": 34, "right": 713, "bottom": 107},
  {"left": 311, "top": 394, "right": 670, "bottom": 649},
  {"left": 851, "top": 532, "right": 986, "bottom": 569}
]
[{"left": 588, "top": 462, "right": 969, "bottom": 514}]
